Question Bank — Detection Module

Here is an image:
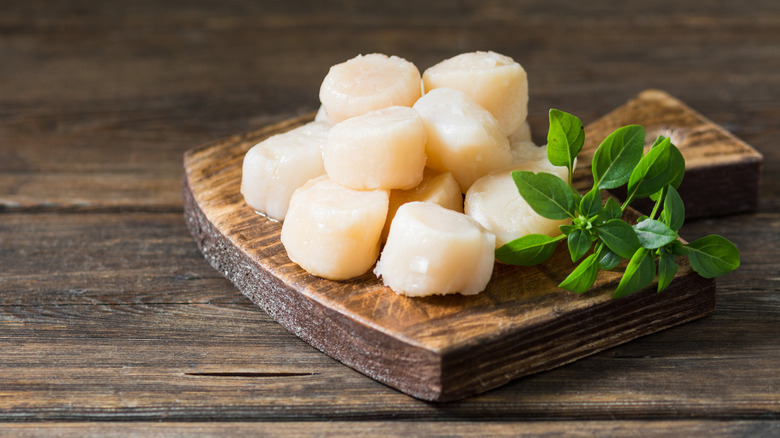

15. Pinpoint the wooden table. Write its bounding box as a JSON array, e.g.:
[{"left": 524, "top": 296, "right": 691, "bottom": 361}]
[{"left": 2, "top": 1, "right": 778, "bottom": 436}]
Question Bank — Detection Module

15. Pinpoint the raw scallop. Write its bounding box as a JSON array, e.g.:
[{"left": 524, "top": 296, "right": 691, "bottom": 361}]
[
  {"left": 375, "top": 202, "right": 495, "bottom": 296},
  {"left": 413, "top": 87, "right": 512, "bottom": 193},
  {"left": 281, "top": 176, "right": 389, "bottom": 280},
  {"left": 319, "top": 53, "right": 421, "bottom": 124},
  {"left": 381, "top": 168, "right": 463, "bottom": 241},
  {"left": 422, "top": 51, "right": 528, "bottom": 136},
  {"left": 323, "top": 106, "right": 426, "bottom": 190},
  {"left": 240, "top": 121, "right": 329, "bottom": 220}
]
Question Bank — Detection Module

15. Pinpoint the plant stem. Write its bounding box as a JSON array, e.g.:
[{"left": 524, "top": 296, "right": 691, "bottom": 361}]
[
  {"left": 649, "top": 186, "right": 668, "bottom": 220},
  {"left": 620, "top": 193, "right": 635, "bottom": 212}
]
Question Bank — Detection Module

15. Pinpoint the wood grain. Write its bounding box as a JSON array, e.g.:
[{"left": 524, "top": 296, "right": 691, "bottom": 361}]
[
  {"left": 2, "top": 1, "right": 777, "bottom": 213},
  {"left": 2, "top": 421, "right": 777, "bottom": 438},
  {"left": 182, "top": 97, "right": 721, "bottom": 401},
  {"left": 579, "top": 90, "right": 763, "bottom": 219},
  {"left": 1, "top": 212, "right": 776, "bottom": 420},
  {"left": 2, "top": 0, "right": 779, "bottom": 432}
]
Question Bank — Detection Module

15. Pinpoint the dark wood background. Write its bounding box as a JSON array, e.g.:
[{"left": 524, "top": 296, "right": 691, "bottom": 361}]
[{"left": 1, "top": 1, "right": 778, "bottom": 436}]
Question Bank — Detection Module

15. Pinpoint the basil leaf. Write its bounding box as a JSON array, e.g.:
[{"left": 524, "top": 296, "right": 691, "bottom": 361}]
[
  {"left": 597, "top": 219, "right": 640, "bottom": 258},
  {"left": 645, "top": 136, "right": 683, "bottom": 202},
  {"left": 599, "top": 197, "right": 622, "bottom": 221},
  {"left": 657, "top": 249, "right": 678, "bottom": 293},
  {"left": 568, "top": 228, "right": 592, "bottom": 262},
  {"left": 592, "top": 125, "right": 645, "bottom": 190},
  {"left": 661, "top": 185, "right": 685, "bottom": 231},
  {"left": 495, "top": 234, "right": 564, "bottom": 266},
  {"left": 613, "top": 248, "right": 656, "bottom": 298},
  {"left": 570, "top": 185, "right": 583, "bottom": 208},
  {"left": 598, "top": 247, "right": 622, "bottom": 270},
  {"left": 558, "top": 253, "right": 599, "bottom": 294},
  {"left": 580, "top": 188, "right": 602, "bottom": 218},
  {"left": 626, "top": 138, "right": 686, "bottom": 201},
  {"left": 650, "top": 135, "right": 667, "bottom": 149},
  {"left": 667, "top": 239, "right": 688, "bottom": 256},
  {"left": 511, "top": 170, "right": 577, "bottom": 220},
  {"left": 559, "top": 224, "right": 577, "bottom": 236},
  {"left": 633, "top": 219, "right": 678, "bottom": 249},
  {"left": 685, "top": 235, "right": 741, "bottom": 278},
  {"left": 663, "top": 139, "right": 685, "bottom": 191},
  {"left": 547, "top": 109, "right": 584, "bottom": 170}
]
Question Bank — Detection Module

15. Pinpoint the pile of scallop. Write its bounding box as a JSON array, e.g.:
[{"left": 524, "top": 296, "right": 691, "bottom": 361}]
[{"left": 241, "top": 51, "right": 568, "bottom": 297}]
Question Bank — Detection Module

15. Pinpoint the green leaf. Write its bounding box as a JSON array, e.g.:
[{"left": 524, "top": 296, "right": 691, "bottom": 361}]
[
  {"left": 657, "top": 249, "right": 678, "bottom": 292},
  {"left": 592, "top": 125, "right": 645, "bottom": 189},
  {"left": 599, "top": 197, "right": 622, "bottom": 221},
  {"left": 661, "top": 185, "right": 685, "bottom": 231},
  {"left": 568, "top": 228, "right": 592, "bottom": 262},
  {"left": 614, "top": 248, "right": 656, "bottom": 298},
  {"left": 580, "top": 189, "right": 602, "bottom": 218},
  {"left": 667, "top": 239, "right": 688, "bottom": 256},
  {"left": 685, "top": 235, "right": 741, "bottom": 278},
  {"left": 512, "top": 171, "right": 577, "bottom": 220},
  {"left": 559, "top": 224, "right": 577, "bottom": 235},
  {"left": 633, "top": 219, "right": 678, "bottom": 249},
  {"left": 597, "top": 219, "right": 640, "bottom": 258},
  {"left": 558, "top": 253, "right": 599, "bottom": 294},
  {"left": 569, "top": 185, "right": 583, "bottom": 207},
  {"left": 495, "top": 234, "right": 564, "bottom": 266},
  {"left": 626, "top": 137, "right": 686, "bottom": 201},
  {"left": 646, "top": 137, "right": 683, "bottom": 204},
  {"left": 547, "top": 109, "right": 584, "bottom": 170},
  {"left": 663, "top": 139, "right": 685, "bottom": 191},
  {"left": 650, "top": 135, "right": 667, "bottom": 149},
  {"left": 598, "top": 247, "right": 622, "bottom": 270}
]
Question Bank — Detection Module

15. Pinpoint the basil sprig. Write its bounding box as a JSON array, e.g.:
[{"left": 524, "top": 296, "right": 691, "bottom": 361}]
[{"left": 496, "top": 109, "right": 740, "bottom": 298}]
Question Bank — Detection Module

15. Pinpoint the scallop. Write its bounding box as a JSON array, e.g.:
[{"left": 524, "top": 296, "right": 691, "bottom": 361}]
[
  {"left": 413, "top": 87, "right": 512, "bottom": 193},
  {"left": 319, "top": 53, "right": 422, "bottom": 124},
  {"left": 314, "top": 105, "right": 333, "bottom": 126},
  {"left": 281, "top": 176, "right": 389, "bottom": 280},
  {"left": 465, "top": 164, "right": 570, "bottom": 248},
  {"left": 323, "top": 106, "right": 427, "bottom": 190},
  {"left": 509, "top": 120, "right": 532, "bottom": 144},
  {"left": 240, "top": 121, "right": 329, "bottom": 221},
  {"left": 381, "top": 168, "right": 463, "bottom": 241},
  {"left": 375, "top": 202, "right": 495, "bottom": 297},
  {"left": 422, "top": 51, "right": 528, "bottom": 136}
]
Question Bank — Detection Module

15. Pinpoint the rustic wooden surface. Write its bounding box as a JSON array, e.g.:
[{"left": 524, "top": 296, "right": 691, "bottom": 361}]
[
  {"left": 182, "top": 108, "right": 717, "bottom": 401},
  {"left": 578, "top": 89, "right": 763, "bottom": 219},
  {"left": 1, "top": 0, "right": 778, "bottom": 435}
]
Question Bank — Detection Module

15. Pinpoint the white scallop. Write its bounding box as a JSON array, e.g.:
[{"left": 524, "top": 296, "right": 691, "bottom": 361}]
[
  {"left": 319, "top": 53, "right": 422, "bottom": 124},
  {"left": 240, "top": 121, "right": 330, "bottom": 220},
  {"left": 375, "top": 202, "right": 495, "bottom": 297},
  {"left": 413, "top": 87, "right": 512, "bottom": 193},
  {"left": 281, "top": 176, "right": 389, "bottom": 281},
  {"left": 323, "top": 106, "right": 426, "bottom": 190},
  {"left": 381, "top": 168, "right": 463, "bottom": 241},
  {"left": 465, "top": 163, "right": 571, "bottom": 248},
  {"left": 422, "top": 51, "right": 529, "bottom": 136}
]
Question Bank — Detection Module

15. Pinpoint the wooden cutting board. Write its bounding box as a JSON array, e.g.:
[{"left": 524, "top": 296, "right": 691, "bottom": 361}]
[{"left": 182, "top": 90, "right": 760, "bottom": 402}]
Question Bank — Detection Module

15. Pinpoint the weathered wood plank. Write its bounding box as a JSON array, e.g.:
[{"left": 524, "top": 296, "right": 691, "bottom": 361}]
[
  {"left": 0, "top": 212, "right": 241, "bottom": 305},
  {"left": 579, "top": 90, "right": 762, "bottom": 218},
  {"left": 1, "top": 0, "right": 778, "bottom": 427},
  {"left": 0, "top": 213, "right": 777, "bottom": 420},
  {"left": 1, "top": 420, "right": 778, "bottom": 438},
  {"left": 4, "top": 208, "right": 768, "bottom": 307},
  {"left": 1, "top": 0, "right": 777, "bottom": 211},
  {"left": 1, "top": 304, "right": 778, "bottom": 421}
]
